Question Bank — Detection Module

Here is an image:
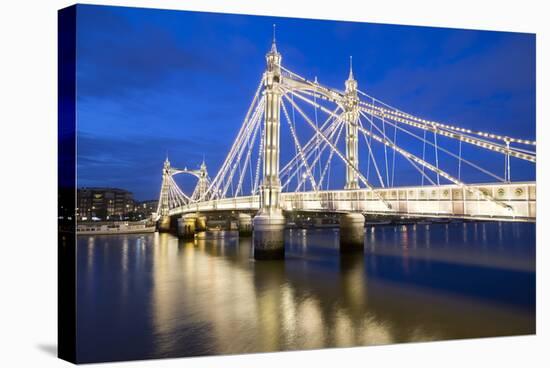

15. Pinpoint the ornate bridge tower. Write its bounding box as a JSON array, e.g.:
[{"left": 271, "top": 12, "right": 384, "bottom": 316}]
[
  {"left": 252, "top": 35, "right": 286, "bottom": 260},
  {"left": 260, "top": 39, "right": 283, "bottom": 214},
  {"left": 190, "top": 160, "right": 210, "bottom": 201},
  {"left": 344, "top": 57, "right": 360, "bottom": 190},
  {"left": 157, "top": 157, "right": 172, "bottom": 232}
]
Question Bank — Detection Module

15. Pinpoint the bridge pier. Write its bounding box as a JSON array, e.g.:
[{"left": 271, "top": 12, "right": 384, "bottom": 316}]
[
  {"left": 195, "top": 215, "right": 207, "bottom": 232},
  {"left": 253, "top": 213, "right": 285, "bottom": 260},
  {"left": 177, "top": 215, "right": 197, "bottom": 239},
  {"left": 339, "top": 213, "right": 365, "bottom": 252},
  {"left": 238, "top": 213, "right": 252, "bottom": 237},
  {"left": 158, "top": 215, "right": 171, "bottom": 233}
]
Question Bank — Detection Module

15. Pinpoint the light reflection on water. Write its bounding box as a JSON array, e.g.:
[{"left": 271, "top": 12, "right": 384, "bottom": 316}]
[{"left": 76, "top": 222, "right": 535, "bottom": 363}]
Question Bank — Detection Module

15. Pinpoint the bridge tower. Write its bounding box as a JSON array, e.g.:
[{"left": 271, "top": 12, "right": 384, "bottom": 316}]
[
  {"left": 252, "top": 31, "right": 286, "bottom": 260},
  {"left": 340, "top": 58, "right": 365, "bottom": 252},
  {"left": 344, "top": 57, "right": 360, "bottom": 190},
  {"left": 191, "top": 160, "right": 210, "bottom": 201},
  {"left": 157, "top": 157, "right": 172, "bottom": 232}
]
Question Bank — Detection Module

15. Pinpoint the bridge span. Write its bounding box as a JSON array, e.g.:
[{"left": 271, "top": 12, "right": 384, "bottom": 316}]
[
  {"left": 169, "top": 182, "right": 535, "bottom": 222},
  {"left": 155, "top": 34, "right": 536, "bottom": 259}
]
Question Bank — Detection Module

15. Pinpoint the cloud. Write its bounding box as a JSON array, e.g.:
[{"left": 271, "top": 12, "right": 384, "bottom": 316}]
[
  {"left": 76, "top": 6, "right": 225, "bottom": 100},
  {"left": 367, "top": 33, "right": 535, "bottom": 138},
  {"left": 77, "top": 132, "right": 226, "bottom": 199},
  {"left": 73, "top": 6, "right": 535, "bottom": 198}
]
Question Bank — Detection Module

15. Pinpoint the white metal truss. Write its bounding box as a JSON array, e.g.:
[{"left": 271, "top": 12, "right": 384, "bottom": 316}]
[{"left": 157, "top": 56, "right": 535, "bottom": 217}]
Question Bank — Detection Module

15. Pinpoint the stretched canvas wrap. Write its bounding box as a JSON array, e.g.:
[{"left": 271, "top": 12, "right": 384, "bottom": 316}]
[{"left": 58, "top": 3, "right": 536, "bottom": 364}]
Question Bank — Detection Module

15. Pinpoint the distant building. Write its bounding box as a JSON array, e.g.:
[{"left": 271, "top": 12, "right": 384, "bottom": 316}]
[
  {"left": 77, "top": 187, "right": 134, "bottom": 221},
  {"left": 133, "top": 200, "right": 158, "bottom": 218}
]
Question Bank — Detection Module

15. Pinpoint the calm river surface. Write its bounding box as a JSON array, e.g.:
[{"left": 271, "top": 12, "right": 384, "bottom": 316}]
[{"left": 76, "top": 222, "right": 535, "bottom": 363}]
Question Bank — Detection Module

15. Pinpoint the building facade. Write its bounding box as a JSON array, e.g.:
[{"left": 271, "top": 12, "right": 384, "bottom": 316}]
[
  {"left": 77, "top": 187, "right": 134, "bottom": 221},
  {"left": 133, "top": 200, "right": 158, "bottom": 219}
]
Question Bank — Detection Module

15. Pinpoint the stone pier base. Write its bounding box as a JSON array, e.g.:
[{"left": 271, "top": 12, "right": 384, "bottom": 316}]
[
  {"left": 253, "top": 213, "right": 285, "bottom": 260},
  {"left": 158, "top": 216, "right": 171, "bottom": 233},
  {"left": 339, "top": 213, "right": 365, "bottom": 252},
  {"left": 177, "top": 215, "right": 197, "bottom": 239},
  {"left": 195, "top": 216, "right": 207, "bottom": 232},
  {"left": 238, "top": 213, "right": 252, "bottom": 237}
]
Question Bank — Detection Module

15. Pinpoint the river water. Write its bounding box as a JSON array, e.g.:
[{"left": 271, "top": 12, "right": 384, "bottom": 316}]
[{"left": 76, "top": 221, "right": 535, "bottom": 363}]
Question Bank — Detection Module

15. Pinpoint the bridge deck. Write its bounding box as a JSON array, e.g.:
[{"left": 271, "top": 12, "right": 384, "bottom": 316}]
[{"left": 169, "top": 182, "right": 535, "bottom": 222}]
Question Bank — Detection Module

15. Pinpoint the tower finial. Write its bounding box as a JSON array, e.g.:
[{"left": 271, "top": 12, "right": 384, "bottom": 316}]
[
  {"left": 269, "top": 23, "right": 280, "bottom": 55},
  {"left": 270, "top": 24, "right": 278, "bottom": 53},
  {"left": 348, "top": 55, "right": 354, "bottom": 80}
]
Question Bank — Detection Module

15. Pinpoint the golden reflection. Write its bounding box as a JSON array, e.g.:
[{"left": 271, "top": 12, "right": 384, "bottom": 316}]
[
  {"left": 256, "top": 282, "right": 283, "bottom": 351},
  {"left": 121, "top": 237, "right": 129, "bottom": 272},
  {"left": 135, "top": 226, "right": 533, "bottom": 357},
  {"left": 339, "top": 255, "right": 367, "bottom": 312},
  {"left": 280, "top": 284, "right": 298, "bottom": 346},
  {"left": 120, "top": 236, "right": 129, "bottom": 301},
  {"left": 333, "top": 310, "right": 353, "bottom": 347},
  {"left": 297, "top": 297, "right": 325, "bottom": 348},
  {"left": 151, "top": 232, "right": 263, "bottom": 355},
  {"left": 401, "top": 228, "right": 410, "bottom": 273},
  {"left": 87, "top": 236, "right": 95, "bottom": 271},
  {"left": 360, "top": 318, "right": 393, "bottom": 345}
]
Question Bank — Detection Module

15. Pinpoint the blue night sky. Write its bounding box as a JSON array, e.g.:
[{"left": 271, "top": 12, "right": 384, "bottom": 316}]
[{"left": 75, "top": 4, "right": 535, "bottom": 201}]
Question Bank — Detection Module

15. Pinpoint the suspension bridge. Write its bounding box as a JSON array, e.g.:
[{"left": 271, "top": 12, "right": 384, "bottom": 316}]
[{"left": 154, "top": 33, "right": 536, "bottom": 259}]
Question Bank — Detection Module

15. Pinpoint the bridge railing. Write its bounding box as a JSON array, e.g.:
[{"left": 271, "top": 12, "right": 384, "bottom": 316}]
[{"left": 168, "top": 182, "right": 535, "bottom": 222}]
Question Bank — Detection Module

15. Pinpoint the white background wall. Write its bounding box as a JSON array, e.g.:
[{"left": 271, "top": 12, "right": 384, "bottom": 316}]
[{"left": 0, "top": 0, "right": 548, "bottom": 367}]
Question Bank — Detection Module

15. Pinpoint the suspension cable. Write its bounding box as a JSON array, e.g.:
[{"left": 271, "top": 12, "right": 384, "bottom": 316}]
[
  {"left": 356, "top": 91, "right": 536, "bottom": 146},
  {"left": 282, "top": 100, "right": 318, "bottom": 191},
  {"left": 286, "top": 88, "right": 511, "bottom": 211},
  {"left": 283, "top": 115, "right": 343, "bottom": 191},
  {"left": 421, "top": 129, "right": 427, "bottom": 186},
  {"left": 359, "top": 109, "right": 506, "bottom": 183},
  {"left": 391, "top": 121, "right": 397, "bottom": 186},
  {"left": 359, "top": 111, "right": 436, "bottom": 186},
  {"left": 357, "top": 116, "right": 385, "bottom": 187},
  {"left": 359, "top": 104, "right": 536, "bottom": 162},
  {"left": 381, "top": 115, "right": 390, "bottom": 186},
  {"left": 280, "top": 106, "right": 341, "bottom": 178},
  {"left": 295, "top": 118, "right": 344, "bottom": 191},
  {"left": 207, "top": 76, "right": 265, "bottom": 198},
  {"left": 283, "top": 91, "right": 392, "bottom": 209},
  {"left": 313, "top": 77, "right": 323, "bottom": 182},
  {"left": 235, "top": 111, "right": 262, "bottom": 197},
  {"left": 319, "top": 120, "right": 345, "bottom": 190},
  {"left": 252, "top": 124, "right": 264, "bottom": 195},
  {"left": 458, "top": 139, "right": 462, "bottom": 181},
  {"left": 434, "top": 128, "right": 440, "bottom": 186}
]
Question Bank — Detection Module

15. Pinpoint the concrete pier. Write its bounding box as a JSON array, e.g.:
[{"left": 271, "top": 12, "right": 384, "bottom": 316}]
[
  {"left": 195, "top": 215, "right": 207, "bottom": 232},
  {"left": 177, "top": 215, "right": 197, "bottom": 239},
  {"left": 238, "top": 213, "right": 252, "bottom": 237},
  {"left": 158, "top": 215, "right": 171, "bottom": 233},
  {"left": 339, "top": 213, "right": 365, "bottom": 252},
  {"left": 253, "top": 213, "right": 285, "bottom": 260}
]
